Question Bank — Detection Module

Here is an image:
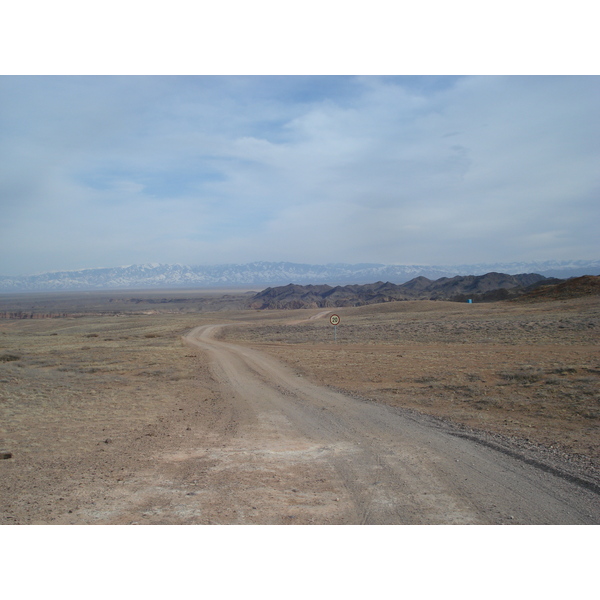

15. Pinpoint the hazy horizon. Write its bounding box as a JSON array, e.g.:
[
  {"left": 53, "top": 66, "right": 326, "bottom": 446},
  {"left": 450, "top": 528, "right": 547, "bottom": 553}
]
[{"left": 3, "top": 257, "right": 600, "bottom": 280}]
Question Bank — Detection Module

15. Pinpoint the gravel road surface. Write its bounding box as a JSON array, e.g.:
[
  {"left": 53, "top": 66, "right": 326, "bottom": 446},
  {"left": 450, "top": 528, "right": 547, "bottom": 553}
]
[{"left": 178, "top": 324, "right": 599, "bottom": 524}]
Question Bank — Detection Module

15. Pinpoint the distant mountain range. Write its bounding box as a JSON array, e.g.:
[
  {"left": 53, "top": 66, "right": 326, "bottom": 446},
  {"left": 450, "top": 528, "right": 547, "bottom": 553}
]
[
  {"left": 249, "top": 273, "right": 561, "bottom": 309},
  {"left": 1, "top": 260, "right": 599, "bottom": 292}
]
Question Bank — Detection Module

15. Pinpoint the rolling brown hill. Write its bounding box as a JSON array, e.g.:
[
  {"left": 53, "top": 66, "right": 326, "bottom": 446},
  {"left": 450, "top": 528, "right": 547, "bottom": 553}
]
[{"left": 514, "top": 275, "right": 600, "bottom": 302}]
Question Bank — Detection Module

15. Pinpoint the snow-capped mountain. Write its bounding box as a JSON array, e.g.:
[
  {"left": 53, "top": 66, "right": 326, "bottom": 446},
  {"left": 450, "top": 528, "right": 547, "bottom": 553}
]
[{"left": 1, "top": 260, "right": 599, "bottom": 292}]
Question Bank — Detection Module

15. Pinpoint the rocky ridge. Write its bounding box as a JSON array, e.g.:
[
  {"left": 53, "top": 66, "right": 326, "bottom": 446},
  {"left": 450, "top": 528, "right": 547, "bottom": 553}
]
[{"left": 249, "top": 273, "right": 600, "bottom": 309}]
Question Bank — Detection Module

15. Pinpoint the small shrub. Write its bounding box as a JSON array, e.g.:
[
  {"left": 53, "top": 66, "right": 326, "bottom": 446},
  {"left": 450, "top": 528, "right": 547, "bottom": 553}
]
[
  {"left": 0, "top": 353, "right": 20, "bottom": 362},
  {"left": 551, "top": 366, "right": 578, "bottom": 375},
  {"left": 414, "top": 376, "right": 439, "bottom": 384},
  {"left": 466, "top": 373, "right": 483, "bottom": 382},
  {"left": 498, "top": 368, "right": 542, "bottom": 384},
  {"left": 473, "top": 397, "right": 501, "bottom": 409},
  {"left": 578, "top": 409, "right": 600, "bottom": 420}
]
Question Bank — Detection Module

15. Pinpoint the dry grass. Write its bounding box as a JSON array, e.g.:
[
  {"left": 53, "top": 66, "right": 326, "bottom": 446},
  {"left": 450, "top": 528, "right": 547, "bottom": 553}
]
[{"left": 0, "top": 312, "right": 216, "bottom": 459}]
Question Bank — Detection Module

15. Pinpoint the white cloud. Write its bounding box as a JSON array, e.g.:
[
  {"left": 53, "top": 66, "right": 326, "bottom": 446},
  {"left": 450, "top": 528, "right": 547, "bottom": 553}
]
[{"left": 0, "top": 75, "right": 598, "bottom": 275}]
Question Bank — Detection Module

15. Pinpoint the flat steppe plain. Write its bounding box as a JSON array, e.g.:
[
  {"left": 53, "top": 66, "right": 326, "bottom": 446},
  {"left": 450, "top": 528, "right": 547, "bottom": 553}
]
[{"left": 1, "top": 291, "right": 598, "bottom": 524}]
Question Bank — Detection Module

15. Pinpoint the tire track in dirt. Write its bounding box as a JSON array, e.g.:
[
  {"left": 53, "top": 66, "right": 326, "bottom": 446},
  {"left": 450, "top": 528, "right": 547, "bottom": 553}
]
[{"left": 181, "top": 324, "right": 600, "bottom": 524}]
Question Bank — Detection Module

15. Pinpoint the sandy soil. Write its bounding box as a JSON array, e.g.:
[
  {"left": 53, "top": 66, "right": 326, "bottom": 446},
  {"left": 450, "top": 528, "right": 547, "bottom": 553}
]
[{"left": 1, "top": 296, "right": 598, "bottom": 524}]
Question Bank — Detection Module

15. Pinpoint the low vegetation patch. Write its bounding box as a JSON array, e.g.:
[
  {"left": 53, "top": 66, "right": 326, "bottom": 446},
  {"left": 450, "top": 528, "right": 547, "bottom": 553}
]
[
  {"left": 497, "top": 367, "right": 543, "bottom": 383},
  {"left": 0, "top": 353, "right": 20, "bottom": 362}
]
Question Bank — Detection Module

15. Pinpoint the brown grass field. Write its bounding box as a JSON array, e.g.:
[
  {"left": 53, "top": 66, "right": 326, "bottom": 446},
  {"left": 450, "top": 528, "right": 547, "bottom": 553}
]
[{"left": 0, "top": 290, "right": 598, "bottom": 523}]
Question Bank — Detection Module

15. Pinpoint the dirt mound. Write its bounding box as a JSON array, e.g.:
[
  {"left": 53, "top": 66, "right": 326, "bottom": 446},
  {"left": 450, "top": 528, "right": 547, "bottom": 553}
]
[{"left": 516, "top": 275, "right": 600, "bottom": 302}]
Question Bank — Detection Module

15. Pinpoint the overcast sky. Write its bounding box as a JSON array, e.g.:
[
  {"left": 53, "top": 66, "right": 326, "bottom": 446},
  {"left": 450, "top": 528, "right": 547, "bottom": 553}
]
[{"left": 1, "top": 75, "right": 598, "bottom": 275}]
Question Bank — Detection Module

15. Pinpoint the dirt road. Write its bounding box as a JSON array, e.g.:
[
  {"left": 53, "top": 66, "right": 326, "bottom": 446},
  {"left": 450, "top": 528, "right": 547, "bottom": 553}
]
[
  {"left": 8, "top": 314, "right": 596, "bottom": 525},
  {"left": 178, "top": 324, "right": 599, "bottom": 524}
]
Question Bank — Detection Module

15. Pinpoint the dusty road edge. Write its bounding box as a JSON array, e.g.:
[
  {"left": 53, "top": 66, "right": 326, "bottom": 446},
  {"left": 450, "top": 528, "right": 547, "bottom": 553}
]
[{"left": 327, "top": 384, "right": 600, "bottom": 495}]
